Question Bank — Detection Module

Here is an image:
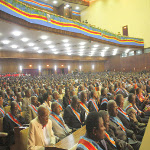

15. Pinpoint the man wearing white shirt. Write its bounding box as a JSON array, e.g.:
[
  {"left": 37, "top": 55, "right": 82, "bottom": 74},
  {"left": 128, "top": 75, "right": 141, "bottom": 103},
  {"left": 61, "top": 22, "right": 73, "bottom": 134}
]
[{"left": 27, "top": 105, "right": 56, "bottom": 150}]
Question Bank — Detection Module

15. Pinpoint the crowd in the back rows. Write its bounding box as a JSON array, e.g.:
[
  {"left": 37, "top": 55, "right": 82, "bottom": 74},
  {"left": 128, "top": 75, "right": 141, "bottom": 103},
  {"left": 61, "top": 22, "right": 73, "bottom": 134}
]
[{"left": 0, "top": 72, "right": 150, "bottom": 150}]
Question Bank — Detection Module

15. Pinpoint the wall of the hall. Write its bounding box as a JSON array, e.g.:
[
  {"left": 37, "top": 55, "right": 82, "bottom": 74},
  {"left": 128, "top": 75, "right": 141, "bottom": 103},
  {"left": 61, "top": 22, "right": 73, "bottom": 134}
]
[
  {"left": 0, "top": 58, "right": 104, "bottom": 74},
  {"left": 81, "top": 0, "right": 150, "bottom": 48},
  {"left": 105, "top": 53, "right": 150, "bottom": 72}
]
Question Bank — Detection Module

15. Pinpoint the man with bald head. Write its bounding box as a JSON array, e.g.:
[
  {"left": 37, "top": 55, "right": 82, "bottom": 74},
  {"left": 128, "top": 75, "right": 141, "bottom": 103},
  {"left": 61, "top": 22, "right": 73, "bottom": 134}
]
[
  {"left": 3, "top": 101, "right": 26, "bottom": 147},
  {"left": 49, "top": 102, "right": 72, "bottom": 140},
  {"left": 108, "top": 100, "right": 141, "bottom": 150},
  {"left": 63, "top": 95, "right": 85, "bottom": 129},
  {"left": 28, "top": 105, "right": 56, "bottom": 150}
]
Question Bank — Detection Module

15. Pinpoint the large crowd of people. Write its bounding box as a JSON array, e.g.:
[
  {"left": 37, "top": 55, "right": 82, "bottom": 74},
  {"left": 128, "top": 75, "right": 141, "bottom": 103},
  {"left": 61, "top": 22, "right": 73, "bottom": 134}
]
[{"left": 0, "top": 71, "right": 150, "bottom": 150}]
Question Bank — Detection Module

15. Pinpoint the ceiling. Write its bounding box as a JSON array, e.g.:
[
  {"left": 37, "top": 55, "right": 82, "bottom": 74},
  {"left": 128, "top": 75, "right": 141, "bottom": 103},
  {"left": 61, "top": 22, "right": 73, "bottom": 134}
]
[
  {"left": 0, "top": 19, "right": 138, "bottom": 57},
  {"left": 39, "top": 0, "right": 88, "bottom": 11}
]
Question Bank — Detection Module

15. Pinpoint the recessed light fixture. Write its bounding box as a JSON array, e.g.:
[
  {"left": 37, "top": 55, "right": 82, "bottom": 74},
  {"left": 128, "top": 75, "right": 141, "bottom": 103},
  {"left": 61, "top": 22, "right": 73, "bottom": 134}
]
[
  {"left": 68, "top": 53, "right": 71, "bottom": 55},
  {"left": 62, "top": 39, "right": 69, "bottom": 43},
  {"left": 54, "top": 51, "right": 58, "bottom": 54},
  {"left": 1, "top": 40, "right": 10, "bottom": 44},
  {"left": 21, "top": 38, "right": 29, "bottom": 42},
  {"left": 11, "top": 45, "right": 18, "bottom": 49},
  {"left": 28, "top": 43, "right": 35, "bottom": 46},
  {"left": 64, "top": 43, "right": 70, "bottom": 47},
  {"left": 75, "top": 6, "right": 80, "bottom": 10},
  {"left": 33, "top": 47, "right": 39, "bottom": 50},
  {"left": 45, "top": 41, "right": 52, "bottom": 45},
  {"left": 65, "top": 4, "right": 70, "bottom": 8},
  {"left": 51, "top": 48, "right": 57, "bottom": 51},
  {"left": 105, "top": 47, "right": 109, "bottom": 49},
  {"left": 80, "top": 46, "right": 85, "bottom": 49},
  {"left": 79, "top": 42, "right": 86, "bottom": 45},
  {"left": 49, "top": 45, "right": 55, "bottom": 48},
  {"left": 12, "top": 31, "right": 22, "bottom": 36},
  {"left": 101, "top": 52, "right": 105, "bottom": 57},
  {"left": 40, "top": 35, "right": 48, "bottom": 40},
  {"left": 18, "top": 48, "right": 24, "bottom": 52},
  {"left": 38, "top": 50, "right": 42, "bottom": 53},
  {"left": 53, "top": 0, "right": 58, "bottom": 4},
  {"left": 93, "top": 44, "right": 99, "bottom": 48},
  {"left": 125, "top": 49, "right": 130, "bottom": 53}
]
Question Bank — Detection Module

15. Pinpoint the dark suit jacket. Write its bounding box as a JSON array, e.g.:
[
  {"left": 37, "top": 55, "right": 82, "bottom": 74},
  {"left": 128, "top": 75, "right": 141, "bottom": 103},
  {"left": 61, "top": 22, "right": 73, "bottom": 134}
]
[
  {"left": 63, "top": 96, "right": 70, "bottom": 109},
  {"left": 88, "top": 99, "right": 99, "bottom": 112},
  {"left": 3, "top": 113, "right": 25, "bottom": 146},
  {"left": 63, "top": 106, "right": 84, "bottom": 129}
]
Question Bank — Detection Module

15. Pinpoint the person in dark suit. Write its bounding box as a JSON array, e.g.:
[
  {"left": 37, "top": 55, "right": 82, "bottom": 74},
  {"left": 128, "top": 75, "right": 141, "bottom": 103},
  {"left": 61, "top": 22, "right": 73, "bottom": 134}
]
[
  {"left": 108, "top": 100, "right": 141, "bottom": 150},
  {"left": 77, "top": 112, "right": 107, "bottom": 150},
  {"left": 63, "top": 88, "right": 71, "bottom": 109},
  {"left": 3, "top": 101, "right": 26, "bottom": 147},
  {"left": 63, "top": 95, "right": 84, "bottom": 129},
  {"left": 0, "top": 95, "right": 5, "bottom": 118},
  {"left": 100, "top": 88, "right": 109, "bottom": 110}
]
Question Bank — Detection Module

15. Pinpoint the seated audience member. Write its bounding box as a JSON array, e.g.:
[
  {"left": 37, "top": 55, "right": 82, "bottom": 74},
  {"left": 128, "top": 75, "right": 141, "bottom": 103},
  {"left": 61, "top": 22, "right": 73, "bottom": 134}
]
[
  {"left": 126, "top": 109, "right": 146, "bottom": 141},
  {"left": 108, "top": 100, "right": 141, "bottom": 150},
  {"left": 88, "top": 90, "right": 99, "bottom": 112},
  {"left": 22, "top": 89, "right": 31, "bottom": 111},
  {"left": 99, "top": 110, "right": 133, "bottom": 150},
  {"left": 42, "top": 92, "right": 52, "bottom": 113},
  {"left": 25, "top": 96, "right": 38, "bottom": 123},
  {"left": 63, "top": 95, "right": 84, "bottom": 129},
  {"left": 52, "top": 91, "right": 63, "bottom": 111},
  {"left": 3, "top": 101, "right": 26, "bottom": 146},
  {"left": 16, "top": 93, "right": 23, "bottom": 113},
  {"left": 50, "top": 102, "right": 72, "bottom": 140},
  {"left": 116, "top": 94, "right": 130, "bottom": 129},
  {"left": 27, "top": 105, "right": 56, "bottom": 150},
  {"left": 146, "top": 79, "right": 150, "bottom": 94},
  {"left": 107, "top": 85, "right": 115, "bottom": 100},
  {"left": 77, "top": 112, "right": 107, "bottom": 150},
  {"left": 79, "top": 91, "right": 89, "bottom": 120},
  {"left": 58, "top": 87, "right": 64, "bottom": 100},
  {"left": 78, "top": 85, "right": 84, "bottom": 98},
  {"left": 0, "top": 95, "right": 5, "bottom": 118},
  {"left": 63, "top": 88, "right": 71, "bottom": 108},
  {"left": 100, "top": 88, "right": 109, "bottom": 110}
]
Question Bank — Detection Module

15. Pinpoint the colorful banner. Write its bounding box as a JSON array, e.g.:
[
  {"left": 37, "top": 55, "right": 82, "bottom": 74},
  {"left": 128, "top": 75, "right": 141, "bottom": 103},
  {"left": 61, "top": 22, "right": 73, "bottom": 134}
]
[
  {"left": 19, "top": 0, "right": 53, "bottom": 11},
  {"left": 0, "top": 0, "right": 144, "bottom": 47},
  {"left": 72, "top": 10, "right": 80, "bottom": 16}
]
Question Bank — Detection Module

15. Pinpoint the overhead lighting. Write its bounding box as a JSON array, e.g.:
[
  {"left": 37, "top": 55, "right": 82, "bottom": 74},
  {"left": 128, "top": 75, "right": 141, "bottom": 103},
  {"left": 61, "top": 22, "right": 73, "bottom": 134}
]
[
  {"left": 112, "top": 48, "right": 118, "bottom": 55},
  {"left": 62, "top": 39, "right": 69, "bottom": 43},
  {"left": 38, "top": 65, "right": 41, "bottom": 72},
  {"left": 33, "top": 47, "right": 39, "bottom": 50},
  {"left": 79, "top": 46, "right": 85, "bottom": 49},
  {"left": 54, "top": 65, "right": 57, "bottom": 71},
  {"left": 12, "top": 31, "right": 22, "bottom": 36},
  {"left": 101, "top": 52, "right": 105, "bottom": 57},
  {"left": 51, "top": 49, "right": 57, "bottom": 51},
  {"left": 28, "top": 43, "right": 35, "bottom": 46},
  {"left": 38, "top": 50, "right": 42, "bottom": 53},
  {"left": 21, "top": 38, "right": 29, "bottom": 42},
  {"left": 105, "top": 47, "right": 109, "bottom": 50},
  {"left": 53, "top": 0, "right": 58, "bottom": 4},
  {"left": 65, "top": 4, "right": 70, "bottom": 8},
  {"left": 92, "top": 64, "right": 95, "bottom": 70},
  {"left": 19, "top": 65, "right": 22, "bottom": 72},
  {"left": 11, "top": 45, "right": 18, "bottom": 49},
  {"left": 40, "top": 35, "right": 48, "bottom": 40},
  {"left": 45, "top": 41, "right": 52, "bottom": 45},
  {"left": 79, "top": 42, "right": 86, "bottom": 45},
  {"left": 1, "top": 40, "right": 10, "bottom": 44},
  {"left": 75, "top": 6, "right": 80, "bottom": 10},
  {"left": 68, "top": 65, "right": 70, "bottom": 70},
  {"left": 79, "top": 65, "right": 82, "bottom": 71},
  {"left": 93, "top": 44, "right": 99, "bottom": 48},
  {"left": 125, "top": 49, "right": 130, "bottom": 53},
  {"left": 49, "top": 45, "right": 55, "bottom": 48},
  {"left": 54, "top": 51, "right": 58, "bottom": 54},
  {"left": 68, "top": 53, "right": 71, "bottom": 55},
  {"left": 64, "top": 43, "right": 70, "bottom": 47},
  {"left": 18, "top": 48, "right": 24, "bottom": 52}
]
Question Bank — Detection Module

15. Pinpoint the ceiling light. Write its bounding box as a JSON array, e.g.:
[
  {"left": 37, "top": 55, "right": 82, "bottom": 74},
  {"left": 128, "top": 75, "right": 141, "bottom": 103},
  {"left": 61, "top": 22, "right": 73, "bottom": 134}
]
[
  {"left": 64, "top": 43, "right": 70, "bottom": 47},
  {"left": 45, "top": 41, "right": 52, "bottom": 45},
  {"left": 125, "top": 49, "right": 130, "bottom": 53},
  {"left": 53, "top": 0, "right": 58, "bottom": 4},
  {"left": 49, "top": 45, "right": 55, "bottom": 48},
  {"left": 62, "top": 39, "right": 69, "bottom": 43},
  {"left": 28, "top": 43, "right": 35, "bottom": 46},
  {"left": 79, "top": 42, "right": 86, "bottom": 45},
  {"left": 18, "top": 48, "right": 24, "bottom": 52},
  {"left": 54, "top": 52, "right": 58, "bottom": 54},
  {"left": 65, "top": 4, "right": 70, "bottom": 8},
  {"left": 21, "top": 38, "right": 29, "bottom": 42},
  {"left": 105, "top": 47, "right": 109, "bottom": 49},
  {"left": 51, "top": 49, "right": 57, "bottom": 51},
  {"left": 11, "top": 45, "right": 18, "bottom": 49},
  {"left": 38, "top": 50, "right": 42, "bottom": 53},
  {"left": 1, "top": 40, "right": 10, "bottom": 44},
  {"left": 68, "top": 53, "right": 71, "bottom": 55},
  {"left": 40, "top": 35, "right": 48, "bottom": 40},
  {"left": 33, "top": 47, "right": 39, "bottom": 50},
  {"left": 93, "top": 44, "right": 99, "bottom": 47},
  {"left": 80, "top": 46, "right": 85, "bottom": 49},
  {"left": 12, "top": 31, "right": 22, "bottom": 36},
  {"left": 101, "top": 52, "right": 105, "bottom": 57},
  {"left": 75, "top": 6, "right": 79, "bottom": 10}
]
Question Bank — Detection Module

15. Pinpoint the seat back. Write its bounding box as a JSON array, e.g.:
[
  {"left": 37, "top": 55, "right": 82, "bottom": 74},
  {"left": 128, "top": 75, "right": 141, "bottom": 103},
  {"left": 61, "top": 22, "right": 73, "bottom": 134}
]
[
  {"left": 4, "top": 106, "right": 11, "bottom": 114},
  {"left": 20, "top": 127, "right": 29, "bottom": 150}
]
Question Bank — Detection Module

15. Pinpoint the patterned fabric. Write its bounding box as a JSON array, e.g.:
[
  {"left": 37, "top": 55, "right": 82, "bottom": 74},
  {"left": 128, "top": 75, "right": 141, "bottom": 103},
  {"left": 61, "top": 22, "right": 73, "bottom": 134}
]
[
  {"left": 105, "top": 132, "right": 116, "bottom": 148},
  {"left": 0, "top": 107, "right": 5, "bottom": 117},
  {"left": 89, "top": 98, "right": 99, "bottom": 112},
  {"left": 80, "top": 101, "right": 89, "bottom": 114},
  {"left": 117, "top": 107, "right": 130, "bottom": 121},
  {"left": 29, "top": 104, "right": 37, "bottom": 114}
]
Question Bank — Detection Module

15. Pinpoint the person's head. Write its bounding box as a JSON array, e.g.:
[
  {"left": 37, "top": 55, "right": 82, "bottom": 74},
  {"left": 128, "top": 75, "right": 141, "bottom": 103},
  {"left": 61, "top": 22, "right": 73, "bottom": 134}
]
[
  {"left": 129, "top": 88, "right": 136, "bottom": 95},
  {"left": 107, "top": 100, "right": 118, "bottom": 117},
  {"left": 59, "top": 88, "right": 62, "bottom": 94},
  {"left": 147, "top": 80, "right": 150, "bottom": 86},
  {"left": 17, "top": 93, "right": 23, "bottom": 102},
  {"left": 136, "top": 87, "right": 142, "bottom": 95},
  {"left": 91, "top": 90, "right": 98, "bottom": 99},
  {"left": 11, "top": 101, "right": 18, "bottom": 117},
  {"left": 109, "top": 85, "right": 114, "bottom": 93},
  {"left": 31, "top": 96, "right": 38, "bottom": 106},
  {"left": 51, "top": 102, "right": 60, "bottom": 115},
  {"left": 70, "top": 90, "right": 75, "bottom": 97},
  {"left": 80, "top": 91, "right": 87, "bottom": 103},
  {"left": 53, "top": 91, "right": 59, "bottom": 100},
  {"left": 128, "top": 93, "right": 136, "bottom": 104},
  {"left": 0, "top": 95, "right": 3, "bottom": 107},
  {"left": 65, "top": 88, "right": 70, "bottom": 97},
  {"left": 34, "top": 88, "right": 39, "bottom": 95},
  {"left": 116, "top": 94, "right": 124, "bottom": 109},
  {"left": 99, "top": 110, "right": 109, "bottom": 132},
  {"left": 101, "top": 88, "right": 107, "bottom": 96},
  {"left": 38, "top": 105, "right": 49, "bottom": 126},
  {"left": 86, "top": 112, "right": 106, "bottom": 141},
  {"left": 25, "top": 89, "right": 31, "bottom": 98},
  {"left": 71, "top": 95, "right": 79, "bottom": 110}
]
